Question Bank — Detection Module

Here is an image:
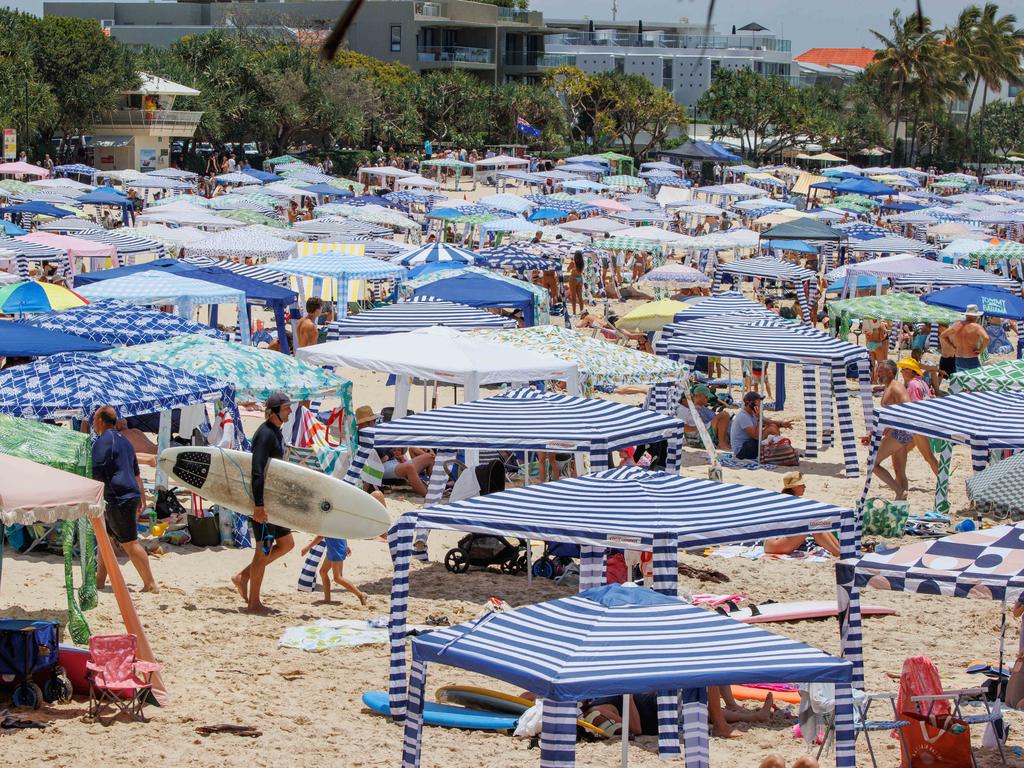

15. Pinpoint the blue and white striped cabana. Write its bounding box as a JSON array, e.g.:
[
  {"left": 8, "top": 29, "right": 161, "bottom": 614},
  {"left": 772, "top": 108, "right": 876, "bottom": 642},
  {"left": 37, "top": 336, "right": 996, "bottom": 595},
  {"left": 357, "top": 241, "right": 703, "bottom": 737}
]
[
  {"left": 475, "top": 245, "right": 560, "bottom": 271},
  {"left": 858, "top": 391, "right": 1024, "bottom": 532},
  {"left": 0, "top": 236, "right": 69, "bottom": 278},
  {"left": 711, "top": 256, "right": 816, "bottom": 321},
  {"left": 672, "top": 290, "right": 773, "bottom": 322},
  {"left": 656, "top": 316, "right": 871, "bottom": 475},
  {"left": 394, "top": 243, "right": 478, "bottom": 267},
  {"left": 324, "top": 297, "right": 514, "bottom": 340},
  {"left": 266, "top": 249, "right": 405, "bottom": 315},
  {"left": 893, "top": 265, "right": 1020, "bottom": 292},
  {"left": 384, "top": 466, "right": 853, "bottom": 761},
  {"left": 403, "top": 584, "right": 855, "bottom": 768},
  {"left": 73, "top": 228, "right": 166, "bottom": 261}
]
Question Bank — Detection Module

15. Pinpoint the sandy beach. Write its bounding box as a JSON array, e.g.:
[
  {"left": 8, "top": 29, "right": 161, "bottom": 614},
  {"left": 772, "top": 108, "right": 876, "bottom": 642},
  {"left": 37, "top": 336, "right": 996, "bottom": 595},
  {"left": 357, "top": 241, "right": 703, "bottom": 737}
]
[{"left": 3, "top": 353, "right": 1020, "bottom": 768}]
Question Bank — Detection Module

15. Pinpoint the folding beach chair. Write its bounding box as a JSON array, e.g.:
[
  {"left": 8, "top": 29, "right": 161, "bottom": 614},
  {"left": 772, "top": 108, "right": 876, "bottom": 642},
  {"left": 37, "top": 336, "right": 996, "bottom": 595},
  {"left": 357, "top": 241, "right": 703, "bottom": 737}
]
[
  {"left": 818, "top": 692, "right": 911, "bottom": 768},
  {"left": 86, "top": 634, "right": 162, "bottom": 725}
]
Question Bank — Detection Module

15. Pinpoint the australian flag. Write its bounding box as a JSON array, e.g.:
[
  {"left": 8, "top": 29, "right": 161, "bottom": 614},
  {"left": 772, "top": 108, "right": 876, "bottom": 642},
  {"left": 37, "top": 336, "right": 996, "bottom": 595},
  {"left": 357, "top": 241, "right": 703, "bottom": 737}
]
[{"left": 516, "top": 116, "right": 541, "bottom": 138}]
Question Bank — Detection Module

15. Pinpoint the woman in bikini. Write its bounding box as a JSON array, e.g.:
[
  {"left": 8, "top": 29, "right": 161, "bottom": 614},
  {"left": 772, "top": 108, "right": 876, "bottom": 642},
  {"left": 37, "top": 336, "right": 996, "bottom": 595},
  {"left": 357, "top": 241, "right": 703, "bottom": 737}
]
[
  {"left": 863, "top": 318, "right": 891, "bottom": 384},
  {"left": 568, "top": 251, "right": 585, "bottom": 314}
]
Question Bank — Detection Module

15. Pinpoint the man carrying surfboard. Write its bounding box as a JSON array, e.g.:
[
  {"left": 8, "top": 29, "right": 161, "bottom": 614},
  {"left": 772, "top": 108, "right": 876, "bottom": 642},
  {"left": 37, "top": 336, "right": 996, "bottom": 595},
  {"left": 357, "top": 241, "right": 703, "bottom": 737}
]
[{"left": 232, "top": 392, "right": 295, "bottom": 615}]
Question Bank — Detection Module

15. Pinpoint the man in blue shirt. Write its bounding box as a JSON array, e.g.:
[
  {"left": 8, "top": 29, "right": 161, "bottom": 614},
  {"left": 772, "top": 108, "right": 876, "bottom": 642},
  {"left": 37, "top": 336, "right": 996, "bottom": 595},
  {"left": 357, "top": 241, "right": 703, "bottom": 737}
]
[{"left": 92, "top": 405, "right": 157, "bottom": 593}]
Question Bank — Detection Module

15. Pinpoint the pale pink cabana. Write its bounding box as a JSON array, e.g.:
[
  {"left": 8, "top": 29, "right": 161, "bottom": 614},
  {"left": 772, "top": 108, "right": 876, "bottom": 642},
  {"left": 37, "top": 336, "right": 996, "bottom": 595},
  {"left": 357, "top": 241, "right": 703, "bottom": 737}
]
[
  {"left": 0, "top": 161, "right": 50, "bottom": 178},
  {"left": 16, "top": 232, "right": 119, "bottom": 275}
]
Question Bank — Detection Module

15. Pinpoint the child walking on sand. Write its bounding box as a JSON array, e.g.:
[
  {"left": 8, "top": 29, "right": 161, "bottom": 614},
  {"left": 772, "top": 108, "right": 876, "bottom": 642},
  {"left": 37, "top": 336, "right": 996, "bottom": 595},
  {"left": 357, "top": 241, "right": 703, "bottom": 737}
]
[{"left": 301, "top": 536, "right": 368, "bottom": 605}]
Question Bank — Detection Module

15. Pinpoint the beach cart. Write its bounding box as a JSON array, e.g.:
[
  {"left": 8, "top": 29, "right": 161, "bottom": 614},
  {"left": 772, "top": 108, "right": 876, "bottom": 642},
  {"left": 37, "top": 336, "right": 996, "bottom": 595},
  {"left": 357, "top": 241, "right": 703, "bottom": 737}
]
[{"left": 0, "top": 618, "right": 72, "bottom": 708}]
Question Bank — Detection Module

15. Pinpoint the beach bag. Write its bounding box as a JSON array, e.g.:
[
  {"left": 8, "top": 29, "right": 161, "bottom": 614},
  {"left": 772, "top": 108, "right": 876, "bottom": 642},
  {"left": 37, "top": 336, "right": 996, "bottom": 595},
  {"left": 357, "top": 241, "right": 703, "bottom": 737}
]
[
  {"left": 760, "top": 438, "right": 799, "bottom": 466},
  {"left": 897, "top": 656, "right": 972, "bottom": 768},
  {"left": 605, "top": 552, "right": 628, "bottom": 584},
  {"left": 864, "top": 497, "right": 910, "bottom": 537}
]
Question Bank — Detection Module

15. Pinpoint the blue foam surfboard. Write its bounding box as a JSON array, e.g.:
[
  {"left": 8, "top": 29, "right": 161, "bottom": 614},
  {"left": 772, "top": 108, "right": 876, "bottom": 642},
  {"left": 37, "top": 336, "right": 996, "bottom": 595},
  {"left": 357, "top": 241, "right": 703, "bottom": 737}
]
[{"left": 361, "top": 690, "right": 519, "bottom": 730}]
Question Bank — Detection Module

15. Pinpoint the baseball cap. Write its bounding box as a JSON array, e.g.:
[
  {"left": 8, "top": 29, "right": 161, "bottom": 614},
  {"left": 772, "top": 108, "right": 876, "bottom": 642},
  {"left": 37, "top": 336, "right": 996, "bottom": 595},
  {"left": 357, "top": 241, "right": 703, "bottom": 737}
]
[
  {"left": 691, "top": 384, "right": 713, "bottom": 399},
  {"left": 743, "top": 391, "right": 765, "bottom": 405},
  {"left": 266, "top": 391, "right": 291, "bottom": 410}
]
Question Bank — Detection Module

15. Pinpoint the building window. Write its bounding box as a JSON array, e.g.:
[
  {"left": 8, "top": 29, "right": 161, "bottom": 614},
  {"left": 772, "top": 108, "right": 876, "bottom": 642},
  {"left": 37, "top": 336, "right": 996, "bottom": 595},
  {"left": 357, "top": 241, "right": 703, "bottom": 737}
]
[
  {"left": 1010, "top": 85, "right": 1022, "bottom": 98},
  {"left": 391, "top": 25, "right": 401, "bottom": 52},
  {"left": 614, "top": 57, "right": 624, "bottom": 74}
]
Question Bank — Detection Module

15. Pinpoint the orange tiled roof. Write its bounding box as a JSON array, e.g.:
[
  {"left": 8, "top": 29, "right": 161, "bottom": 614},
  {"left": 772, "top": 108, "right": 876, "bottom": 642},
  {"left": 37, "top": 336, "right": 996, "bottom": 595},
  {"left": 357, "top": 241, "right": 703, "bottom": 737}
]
[{"left": 795, "top": 47, "right": 876, "bottom": 68}]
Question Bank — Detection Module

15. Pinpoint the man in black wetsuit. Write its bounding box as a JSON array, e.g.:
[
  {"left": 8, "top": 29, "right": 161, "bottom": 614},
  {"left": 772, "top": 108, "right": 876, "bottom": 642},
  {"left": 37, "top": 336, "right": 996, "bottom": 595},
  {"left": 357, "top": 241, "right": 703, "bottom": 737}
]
[{"left": 231, "top": 391, "right": 294, "bottom": 614}]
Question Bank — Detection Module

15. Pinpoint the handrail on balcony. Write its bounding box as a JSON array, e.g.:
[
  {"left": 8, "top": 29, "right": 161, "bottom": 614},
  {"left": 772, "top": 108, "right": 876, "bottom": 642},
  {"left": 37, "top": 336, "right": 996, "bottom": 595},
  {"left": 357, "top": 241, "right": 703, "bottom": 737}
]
[
  {"left": 414, "top": 1, "right": 444, "bottom": 18},
  {"left": 97, "top": 108, "right": 204, "bottom": 132},
  {"left": 549, "top": 32, "right": 791, "bottom": 52},
  {"left": 417, "top": 45, "right": 494, "bottom": 64}
]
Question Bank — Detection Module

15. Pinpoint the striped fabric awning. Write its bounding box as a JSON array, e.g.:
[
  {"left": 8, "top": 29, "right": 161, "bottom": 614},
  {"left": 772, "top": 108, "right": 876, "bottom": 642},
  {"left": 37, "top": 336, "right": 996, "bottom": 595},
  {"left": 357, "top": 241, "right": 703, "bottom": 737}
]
[
  {"left": 847, "top": 235, "right": 930, "bottom": 253},
  {"left": 714, "top": 256, "right": 815, "bottom": 283},
  {"left": 673, "top": 291, "right": 771, "bottom": 321},
  {"left": 395, "top": 243, "right": 477, "bottom": 267},
  {"left": 894, "top": 265, "right": 1020, "bottom": 291},
  {"left": 412, "top": 584, "right": 853, "bottom": 700},
  {"left": 73, "top": 229, "right": 166, "bottom": 257},
  {"left": 872, "top": 391, "right": 1024, "bottom": 449},
  {"left": 181, "top": 254, "right": 290, "bottom": 287},
  {"left": 475, "top": 245, "right": 559, "bottom": 271},
  {"left": 359, "top": 388, "right": 681, "bottom": 454},
  {"left": 325, "top": 298, "right": 514, "bottom": 338}
]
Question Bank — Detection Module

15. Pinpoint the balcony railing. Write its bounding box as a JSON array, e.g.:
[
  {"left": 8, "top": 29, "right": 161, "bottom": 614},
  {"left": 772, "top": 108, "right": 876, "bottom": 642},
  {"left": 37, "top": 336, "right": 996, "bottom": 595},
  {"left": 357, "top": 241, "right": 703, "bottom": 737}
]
[
  {"left": 417, "top": 45, "right": 495, "bottom": 64},
  {"left": 96, "top": 109, "right": 204, "bottom": 135},
  {"left": 496, "top": 7, "right": 530, "bottom": 23},
  {"left": 548, "top": 32, "right": 791, "bottom": 52},
  {"left": 502, "top": 50, "right": 575, "bottom": 67},
  {"left": 414, "top": 2, "right": 445, "bottom": 18}
]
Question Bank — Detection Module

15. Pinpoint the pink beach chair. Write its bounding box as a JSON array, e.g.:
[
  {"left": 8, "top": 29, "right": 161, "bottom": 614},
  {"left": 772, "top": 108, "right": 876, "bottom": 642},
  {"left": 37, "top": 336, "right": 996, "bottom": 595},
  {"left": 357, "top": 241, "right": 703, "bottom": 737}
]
[{"left": 86, "top": 634, "right": 162, "bottom": 725}]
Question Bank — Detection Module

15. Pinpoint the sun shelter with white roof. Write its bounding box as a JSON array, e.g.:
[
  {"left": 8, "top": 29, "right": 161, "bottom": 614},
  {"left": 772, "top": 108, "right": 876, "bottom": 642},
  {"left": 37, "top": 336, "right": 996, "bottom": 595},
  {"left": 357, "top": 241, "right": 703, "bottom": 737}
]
[
  {"left": 297, "top": 326, "right": 578, "bottom": 417},
  {"left": 138, "top": 202, "right": 243, "bottom": 230},
  {"left": 0, "top": 236, "right": 70, "bottom": 278},
  {"left": 383, "top": 466, "right": 854, "bottom": 761},
  {"left": 672, "top": 290, "right": 773, "bottom": 322},
  {"left": 893, "top": 264, "right": 1020, "bottom": 292},
  {"left": 74, "top": 269, "right": 251, "bottom": 344},
  {"left": 357, "top": 166, "right": 415, "bottom": 189},
  {"left": 186, "top": 227, "right": 297, "bottom": 262},
  {"left": 657, "top": 316, "right": 872, "bottom": 475},
  {"left": 404, "top": 584, "right": 855, "bottom": 768},
  {"left": 711, "top": 255, "right": 817, "bottom": 321},
  {"left": 16, "top": 232, "right": 118, "bottom": 275},
  {"left": 558, "top": 216, "right": 630, "bottom": 235},
  {"left": 325, "top": 297, "right": 514, "bottom": 339}
]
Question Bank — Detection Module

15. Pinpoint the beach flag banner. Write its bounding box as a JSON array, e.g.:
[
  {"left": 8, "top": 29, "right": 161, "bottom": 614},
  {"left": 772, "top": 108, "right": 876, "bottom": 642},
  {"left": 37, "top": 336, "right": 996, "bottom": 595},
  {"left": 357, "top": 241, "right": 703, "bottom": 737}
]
[{"left": 516, "top": 117, "right": 541, "bottom": 138}]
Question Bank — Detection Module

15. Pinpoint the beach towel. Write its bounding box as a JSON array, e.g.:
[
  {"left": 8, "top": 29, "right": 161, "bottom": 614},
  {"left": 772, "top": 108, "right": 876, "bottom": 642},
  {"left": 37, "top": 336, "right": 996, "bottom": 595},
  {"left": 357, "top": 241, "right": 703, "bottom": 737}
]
[
  {"left": 278, "top": 620, "right": 389, "bottom": 653},
  {"left": 986, "top": 323, "right": 1013, "bottom": 356},
  {"left": 717, "top": 454, "right": 778, "bottom": 471}
]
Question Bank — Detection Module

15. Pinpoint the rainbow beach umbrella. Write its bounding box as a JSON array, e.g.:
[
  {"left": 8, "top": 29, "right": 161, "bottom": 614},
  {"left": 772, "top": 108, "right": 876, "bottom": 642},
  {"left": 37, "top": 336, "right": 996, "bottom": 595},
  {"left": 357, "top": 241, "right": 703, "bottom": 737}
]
[{"left": 0, "top": 281, "right": 88, "bottom": 314}]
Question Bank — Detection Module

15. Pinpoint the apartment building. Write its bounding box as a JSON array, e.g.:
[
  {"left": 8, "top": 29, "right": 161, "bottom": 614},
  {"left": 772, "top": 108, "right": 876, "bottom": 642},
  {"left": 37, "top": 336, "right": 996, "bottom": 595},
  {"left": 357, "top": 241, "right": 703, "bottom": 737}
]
[
  {"left": 43, "top": 0, "right": 555, "bottom": 84},
  {"left": 543, "top": 18, "right": 796, "bottom": 107}
]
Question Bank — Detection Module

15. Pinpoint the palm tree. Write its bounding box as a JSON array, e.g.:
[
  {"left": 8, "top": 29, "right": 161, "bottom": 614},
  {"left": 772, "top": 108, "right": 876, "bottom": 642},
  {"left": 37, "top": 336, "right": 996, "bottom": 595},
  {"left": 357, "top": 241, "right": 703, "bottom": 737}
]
[
  {"left": 869, "top": 11, "right": 938, "bottom": 164},
  {"left": 945, "top": 6, "right": 982, "bottom": 134},
  {"left": 973, "top": 4, "right": 1024, "bottom": 126}
]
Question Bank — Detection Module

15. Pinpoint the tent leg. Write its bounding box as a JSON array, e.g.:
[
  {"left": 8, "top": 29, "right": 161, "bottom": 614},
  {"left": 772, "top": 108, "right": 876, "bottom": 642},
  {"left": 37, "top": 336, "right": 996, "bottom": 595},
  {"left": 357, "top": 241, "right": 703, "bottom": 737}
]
[{"left": 90, "top": 517, "right": 166, "bottom": 702}]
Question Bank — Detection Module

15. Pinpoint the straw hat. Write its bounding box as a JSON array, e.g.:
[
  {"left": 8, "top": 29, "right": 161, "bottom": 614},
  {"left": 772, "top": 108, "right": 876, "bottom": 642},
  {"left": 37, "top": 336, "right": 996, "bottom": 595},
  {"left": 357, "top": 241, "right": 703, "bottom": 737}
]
[
  {"left": 782, "top": 471, "right": 805, "bottom": 491},
  {"left": 965, "top": 303, "right": 983, "bottom": 318},
  {"left": 896, "top": 357, "right": 924, "bottom": 376},
  {"left": 355, "top": 405, "right": 380, "bottom": 426}
]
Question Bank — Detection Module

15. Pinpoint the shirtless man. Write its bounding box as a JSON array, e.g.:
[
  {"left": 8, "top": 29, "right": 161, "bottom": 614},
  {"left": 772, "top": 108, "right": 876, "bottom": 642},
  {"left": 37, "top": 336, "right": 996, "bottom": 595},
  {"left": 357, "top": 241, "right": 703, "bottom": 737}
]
[
  {"left": 296, "top": 297, "right": 323, "bottom": 348},
  {"left": 860, "top": 359, "right": 911, "bottom": 499},
  {"left": 940, "top": 305, "right": 989, "bottom": 372}
]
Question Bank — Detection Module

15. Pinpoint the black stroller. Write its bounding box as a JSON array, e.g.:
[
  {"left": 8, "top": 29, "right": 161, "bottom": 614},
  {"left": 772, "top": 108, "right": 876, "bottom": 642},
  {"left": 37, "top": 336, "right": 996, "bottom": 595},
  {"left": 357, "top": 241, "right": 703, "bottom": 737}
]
[{"left": 443, "top": 461, "right": 528, "bottom": 575}]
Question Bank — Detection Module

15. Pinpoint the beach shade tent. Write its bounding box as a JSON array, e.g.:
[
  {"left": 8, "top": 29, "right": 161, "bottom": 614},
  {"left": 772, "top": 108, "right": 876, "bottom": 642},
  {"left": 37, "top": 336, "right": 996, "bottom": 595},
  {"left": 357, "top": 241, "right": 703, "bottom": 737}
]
[
  {"left": 0, "top": 320, "right": 108, "bottom": 356},
  {"left": 657, "top": 316, "right": 872, "bottom": 474},
  {"left": 711, "top": 256, "right": 816, "bottom": 321},
  {"left": 296, "top": 183, "right": 353, "bottom": 200},
  {"left": 847, "top": 235, "right": 930, "bottom": 255},
  {"left": 837, "top": 523, "right": 1024, "bottom": 693},
  {"left": 384, "top": 466, "right": 854, "bottom": 749},
  {"left": 138, "top": 203, "right": 244, "bottom": 230},
  {"left": 297, "top": 326, "right": 578, "bottom": 421},
  {"left": 923, "top": 285, "right": 1024, "bottom": 322},
  {"left": 672, "top": 290, "right": 774, "bottom": 322},
  {"left": 291, "top": 218, "right": 392, "bottom": 240},
  {"left": 53, "top": 163, "right": 98, "bottom": 181},
  {"left": 409, "top": 269, "right": 544, "bottom": 327},
  {"left": 239, "top": 168, "right": 281, "bottom": 183},
  {"left": 615, "top": 299, "right": 691, "bottom": 331},
  {"left": 71, "top": 229, "right": 166, "bottom": 261},
  {"left": 658, "top": 140, "right": 741, "bottom": 162},
  {"left": 16, "top": 232, "right": 118, "bottom": 274},
  {"left": 557, "top": 216, "right": 631, "bottom": 236},
  {"left": 204, "top": 195, "right": 277, "bottom": 215},
  {"left": 828, "top": 177, "right": 897, "bottom": 196},
  {"left": 149, "top": 167, "right": 198, "bottom": 181},
  {"left": 827, "top": 293, "right": 963, "bottom": 338},
  {"left": 893, "top": 264, "right": 1020, "bottom": 292},
  {"left": 185, "top": 227, "right": 297, "bottom": 262},
  {"left": 948, "top": 359, "right": 1024, "bottom": 396},
  {"left": 639, "top": 263, "right": 711, "bottom": 288},
  {"left": 0, "top": 281, "right": 88, "bottom": 313},
  {"left": 19, "top": 299, "right": 224, "bottom": 347},
  {"left": 265, "top": 246, "right": 404, "bottom": 314},
  {"left": 214, "top": 171, "right": 261, "bottom": 186},
  {"left": 859, "top": 391, "right": 1024, "bottom": 532},
  {"left": 826, "top": 275, "right": 883, "bottom": 293},
  {"left": 766, "top": 239, "right": 818, "bottom": 254},
  {"left": 0, "top": 161, "right": 49, "bottom": 178},
  {"left": 402, "top": 584, "right": 855, "bottom": 768},
  {"left": 967, "top": 453, "right": 1024, "bottom": 520},
  {"left": 0, "top": 221, "right": 27, "bottom": 235},
  {"left": 0, "top": 201, "right": 74, "bottom": 225},
  {"left": 128, "top": 224, "right": 208, "bottom": 250},
  {"left": 394, "top": 243, "right": 477, "bottom": 268},
  {"left": 472, "top": 325, "right": 688, "bottom": 398},
  {"left": 478, "top": 194, "right": 534, "bottom": 214},
  {"left": 325, "top": 297, "right": 514, "bottom": 340},
  {"left": 76, "top": 187, "right": 135, "bottom": 225},
  {"left": 474, "top": 245, "right": 559, "bottom": 272},
  {"left": 0, "top": 233, "right": 71, "bottom": 279},
  {"left": 125, "top": 176, "right": 193, "bottom": 192},
  {"left": 969, "top": 241, "right": 1024, "bottom": 264},
  {"left": 0, "top": 413, "right": 93, "bottom": 479},
  {"left": 74, "top": 270, "right": 251, "bottom": 345},
  {"left": 102, "top": 336, "right": 351, "bottom": 414},
  {"left": 420, "top": 158, "right": 477, "bottom": 191}
]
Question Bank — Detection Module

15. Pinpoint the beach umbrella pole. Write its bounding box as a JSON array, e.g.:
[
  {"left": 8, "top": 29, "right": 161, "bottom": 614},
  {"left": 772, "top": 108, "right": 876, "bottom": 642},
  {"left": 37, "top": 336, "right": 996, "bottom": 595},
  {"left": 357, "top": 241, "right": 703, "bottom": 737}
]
[{"left": 621, "top": 694, "right": 631, "bottom": 767}]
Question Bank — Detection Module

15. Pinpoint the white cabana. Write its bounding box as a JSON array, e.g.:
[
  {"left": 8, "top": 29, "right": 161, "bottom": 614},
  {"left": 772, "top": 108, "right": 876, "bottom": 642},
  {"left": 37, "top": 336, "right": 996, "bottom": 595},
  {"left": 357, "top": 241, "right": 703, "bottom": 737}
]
[{"left": 296, "top": 326, "right": 579, "bottom": 416}]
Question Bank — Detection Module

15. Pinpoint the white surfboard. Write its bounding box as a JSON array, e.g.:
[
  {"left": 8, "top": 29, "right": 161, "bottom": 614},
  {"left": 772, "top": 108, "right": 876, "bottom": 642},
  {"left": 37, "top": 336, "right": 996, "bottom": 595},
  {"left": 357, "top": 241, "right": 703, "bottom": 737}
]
[
  {"left": 158, "top": 446, "right": 390, "bottom": 540},
  {"left": 725, "top": 600, "right": 895, "bottom": 624}
]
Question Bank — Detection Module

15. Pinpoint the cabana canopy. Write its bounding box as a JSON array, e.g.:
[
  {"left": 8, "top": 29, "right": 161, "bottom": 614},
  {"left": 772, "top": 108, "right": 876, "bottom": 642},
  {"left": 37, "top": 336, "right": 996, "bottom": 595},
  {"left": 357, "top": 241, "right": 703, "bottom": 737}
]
[
  {"left": 828, "top": 293, "right": 963, "bottom": 329},
  {"left": 0, "top": 414, "right": 92, "bottom": 478},
  {"left": 847, "top": 235, "right": 929, "bottom": 254},
  {"left": 74, "top": 270, "right": 251, "bottom": 345},
  {"left": 761, "top": 219, "right": 846, "bottom": 241},
  {"left": 325, "top": 298, "right": 514, "bottom": 339},
  {"left": 0, "top": 351, "right": 235, "bottom": 421},
  {"left": 0, "top": 454, "right": 103, "bottom": 525},
  {"left": 949, "top": 359, "right": 1024, "bottom": 394},
  {"left": 394, "top": 243, "right": 477, "bottom": 268},
  {"left": 0, "top": 320, "right": 109, "bottom": 356},
  {"left": 412, "top": 270, "right": 538, "bottom": 326},
  {"left": 895, "top": 265, "right": 1020, "bottom": 292},
  {"left": 923, "top": 285, "right": 1024, "bottom": 320},
  {"left": 102, "top": 336, "right": 351, "bottom": 404},
  {"left": 297, "top": 326, "right": 579, "bottom": 410},
  {"left": 672, "top": 291, "right": 771, "bottom": 322},
  {"left": 186, "top": 227, "right": 297, "bottom": 261},
  {"left": 267, "top": 248, "right": 403, "bottom": 312},
  {"left": 404, "top": 584, "right": 854, "bottom": 768},
  {"left": 19, "top": 299, "right": 224, "bottom": 346},
  {"left": 473, "top": 325, "right": 687, "bottom": 397}
]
